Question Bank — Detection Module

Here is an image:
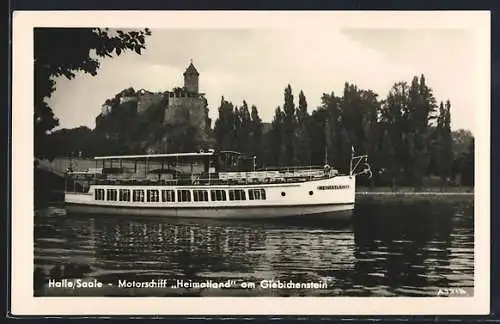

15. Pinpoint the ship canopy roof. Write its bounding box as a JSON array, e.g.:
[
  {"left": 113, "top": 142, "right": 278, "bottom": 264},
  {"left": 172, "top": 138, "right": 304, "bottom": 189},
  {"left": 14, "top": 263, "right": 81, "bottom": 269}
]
[
  {"left": 93, "top": 150, "right": 255, "bottom": 161},
  {"left": 94, "top": 152, "right": 215, "bottom": 161}
]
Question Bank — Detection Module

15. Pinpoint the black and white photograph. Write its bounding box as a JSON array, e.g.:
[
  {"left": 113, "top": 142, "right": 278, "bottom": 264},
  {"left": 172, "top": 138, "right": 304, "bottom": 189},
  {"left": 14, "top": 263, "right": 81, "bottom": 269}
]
[{"left": 11, "top": 11, "right": 490, "bottom": 315}]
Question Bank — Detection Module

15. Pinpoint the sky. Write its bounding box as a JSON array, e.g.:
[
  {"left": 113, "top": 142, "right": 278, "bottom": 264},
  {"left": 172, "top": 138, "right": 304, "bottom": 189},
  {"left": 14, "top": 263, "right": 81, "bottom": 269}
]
[{"left": 46, "top": 27, "right": 477, "bottom": 133}]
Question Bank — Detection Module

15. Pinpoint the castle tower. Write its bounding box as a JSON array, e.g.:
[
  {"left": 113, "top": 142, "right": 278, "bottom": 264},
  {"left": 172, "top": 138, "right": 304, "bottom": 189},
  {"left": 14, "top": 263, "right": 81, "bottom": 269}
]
[
  {"left": 183, "top": 61, "right": 199, "bottom": 94},
  {"left": 163, "top": 62, "right": 208, "bottom": 143}
]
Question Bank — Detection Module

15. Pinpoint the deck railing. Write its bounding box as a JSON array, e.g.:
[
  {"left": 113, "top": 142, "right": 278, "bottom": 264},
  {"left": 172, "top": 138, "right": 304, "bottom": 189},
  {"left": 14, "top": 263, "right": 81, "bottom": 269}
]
[
  {"left": 64, "top": 169, "right": 339, "bottom": 191},
  {"left": 63, "top": 162, "right": 345, "bottom": 192}
]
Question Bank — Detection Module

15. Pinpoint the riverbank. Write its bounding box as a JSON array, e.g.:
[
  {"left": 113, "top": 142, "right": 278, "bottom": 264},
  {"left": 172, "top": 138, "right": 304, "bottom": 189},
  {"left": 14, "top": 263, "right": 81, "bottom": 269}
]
[
  {"left": 356, "top": 186, "right": 473, "bottom": 193},
  {"left": 356, "top": 186, "right": 473, "bottom": 204}
]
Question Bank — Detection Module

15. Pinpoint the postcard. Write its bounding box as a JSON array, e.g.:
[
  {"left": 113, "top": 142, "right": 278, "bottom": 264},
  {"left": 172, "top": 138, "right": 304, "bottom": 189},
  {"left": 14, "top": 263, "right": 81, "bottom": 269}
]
[{"left": 11, "top": 10, "right": 490, "bottom": 316}]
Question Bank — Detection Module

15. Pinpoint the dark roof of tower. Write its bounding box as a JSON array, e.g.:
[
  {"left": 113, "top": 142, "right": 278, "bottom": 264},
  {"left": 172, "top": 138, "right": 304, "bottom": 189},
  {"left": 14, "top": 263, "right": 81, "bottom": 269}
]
[{"left": 183, "top": 62, "right": 199, "bottom": 76}]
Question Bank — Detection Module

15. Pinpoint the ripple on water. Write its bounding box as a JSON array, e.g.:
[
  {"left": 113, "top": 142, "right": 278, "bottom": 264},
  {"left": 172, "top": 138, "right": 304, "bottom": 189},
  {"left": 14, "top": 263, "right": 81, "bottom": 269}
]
[{"left": 33, "top": 201, "right": 475, "bottom": 297}]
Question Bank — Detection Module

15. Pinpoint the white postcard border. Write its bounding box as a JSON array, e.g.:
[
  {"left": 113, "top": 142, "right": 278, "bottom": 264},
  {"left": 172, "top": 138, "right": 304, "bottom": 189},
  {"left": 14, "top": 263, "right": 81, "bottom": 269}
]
[{"left": 11, "top": 10, "right": 491, "bottom": 316}]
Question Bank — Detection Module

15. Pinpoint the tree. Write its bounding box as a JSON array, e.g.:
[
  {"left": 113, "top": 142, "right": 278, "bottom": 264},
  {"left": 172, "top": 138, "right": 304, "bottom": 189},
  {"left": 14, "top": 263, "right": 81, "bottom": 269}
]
[
  {"left": 358, "top": 89, "right": 381, "bottom": 186},
  {"left": 34, "top": 27, "right": 152, "bottom": 159},
  {"left": 321, "top": 92, "right": 342, "bottom": 168},
  {"left": 298, "top": 90, "right": 308, "bottom": 117},
  {"left": 341, "top": 83, "right": 363, "bottom": 152},
  {"left": 461, "top": 138, "right": 475, "bottom": 186},
  {"left": 213, "top": 97, "right": 237, "bottom": 150},
  {"left": 380, "top": 82, "right": 407, "bottom": 184},
  {"left": 451, "top": 129, "right": 474, "bottom": 157},
  {"left": 377, "top": 75, "right": 438, "bottom": 186},
  {"left": 378, "top": 128, "right": 398, "bottom": 187},
  {"left": 308, "top": 108, "right": 328, "bottom": 166},
  {"left": 269, "top": 107, "right": 285, "bottom": 166},
  {"left": 282, "top": 84, "right": 296, "bottom": 165},
  {"left": 44, "top": 126, "right": 94, "bottom": 157},
  {"left": 202, "top": 97, "right": 212, "bottom": 134},
  {"left": 236, "top": 101, "right": 252, "bottom": 153},
  {"left": 249, "top": 105, "right": 263, "bottom": 164},
  {"left": 295, "top": 90, "right": 311, "bottom": 165},
  {"left": 435, "top": 100, "right": 453, "bottom": 182},
  {"left": 405, "top": 76, "right": 427, "bottom": 185},
  {"left": 233, "top": 104, "right": 241, "bottom": 150},
  {"left": 324, "top": 90, "right": 353, "bottom": 172}
]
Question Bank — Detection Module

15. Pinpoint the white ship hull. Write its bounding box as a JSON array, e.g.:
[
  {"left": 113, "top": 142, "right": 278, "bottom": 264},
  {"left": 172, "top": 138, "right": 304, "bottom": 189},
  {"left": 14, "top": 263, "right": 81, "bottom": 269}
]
[
  {"left": 65, "top": 202, "right": 354, "bottom": 219},
  {"left": 64, "top": 176, "right": 356, "bottom": 220}
]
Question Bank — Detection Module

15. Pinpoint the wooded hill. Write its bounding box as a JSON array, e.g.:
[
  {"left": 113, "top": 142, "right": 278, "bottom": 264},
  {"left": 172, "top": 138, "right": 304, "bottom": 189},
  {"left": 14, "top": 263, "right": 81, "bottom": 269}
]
[{"left": 39, "top": 75, "right": 474, "bottom": 188}]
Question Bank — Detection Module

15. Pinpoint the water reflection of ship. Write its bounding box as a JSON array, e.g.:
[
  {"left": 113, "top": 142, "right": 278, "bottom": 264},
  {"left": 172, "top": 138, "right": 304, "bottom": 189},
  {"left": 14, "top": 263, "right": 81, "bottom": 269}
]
[
  {"left": 34, "top": 202, "right": 474, "bottom": 297},
  {"left": 92, "top": 217, "right": 269, "bottom": 275},
  {"left": 90, "top": 216, "right": 357, "bottom": 286}
]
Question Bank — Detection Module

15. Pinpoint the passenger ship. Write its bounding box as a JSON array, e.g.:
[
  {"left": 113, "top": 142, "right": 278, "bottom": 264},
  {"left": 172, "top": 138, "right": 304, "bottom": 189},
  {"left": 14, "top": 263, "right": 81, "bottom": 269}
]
[{"left": 64, "top": 149, "right": 372, "bottom": 219}]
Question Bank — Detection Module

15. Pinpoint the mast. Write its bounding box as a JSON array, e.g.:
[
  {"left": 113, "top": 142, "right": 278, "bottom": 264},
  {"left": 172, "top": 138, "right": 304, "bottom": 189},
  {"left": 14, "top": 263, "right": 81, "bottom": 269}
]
[{"left": 349, "top": 146, "right": 354, "bottom": 176}]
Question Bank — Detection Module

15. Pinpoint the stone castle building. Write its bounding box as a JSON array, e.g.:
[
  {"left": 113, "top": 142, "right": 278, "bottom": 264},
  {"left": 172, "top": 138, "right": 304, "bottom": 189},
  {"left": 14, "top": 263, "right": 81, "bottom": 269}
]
[
  {"left": 162, "top": 62, "right": 208, "bottom": 133},
  {"left": 97, "top": 62, "right": 209, "bottom": 137}
]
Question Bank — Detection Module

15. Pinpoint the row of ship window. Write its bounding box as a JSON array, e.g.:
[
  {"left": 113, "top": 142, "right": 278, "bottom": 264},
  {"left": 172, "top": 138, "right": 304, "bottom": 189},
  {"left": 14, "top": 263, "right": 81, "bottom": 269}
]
[{"left": 94, "top": 188, "right": 266, "bottom": 202}]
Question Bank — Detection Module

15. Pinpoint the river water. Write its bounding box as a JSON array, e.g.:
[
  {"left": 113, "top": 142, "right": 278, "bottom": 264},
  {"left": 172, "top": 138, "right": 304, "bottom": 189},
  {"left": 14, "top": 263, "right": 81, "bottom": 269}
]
[{"left": 33, "top": 199, "right": 474, "bottom": 297}]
